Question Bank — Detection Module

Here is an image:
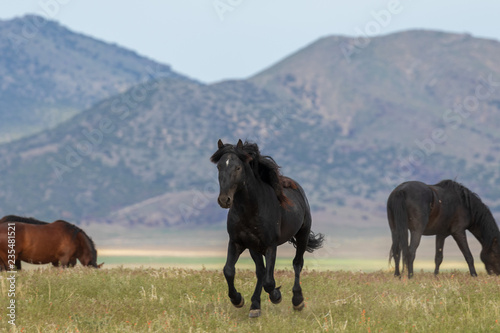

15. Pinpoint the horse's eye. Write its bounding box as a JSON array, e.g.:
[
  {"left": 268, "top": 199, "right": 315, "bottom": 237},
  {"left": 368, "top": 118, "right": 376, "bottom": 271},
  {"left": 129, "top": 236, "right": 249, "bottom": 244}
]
[{"left": 236, "top": 166, "right": 241, "bottom": 171}]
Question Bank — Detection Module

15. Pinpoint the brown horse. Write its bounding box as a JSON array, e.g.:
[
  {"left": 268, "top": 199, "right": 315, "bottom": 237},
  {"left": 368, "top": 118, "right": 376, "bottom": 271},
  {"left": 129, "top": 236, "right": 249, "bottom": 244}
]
[{"left": 0, "top": 219, "right": 101, "bottom": 270}]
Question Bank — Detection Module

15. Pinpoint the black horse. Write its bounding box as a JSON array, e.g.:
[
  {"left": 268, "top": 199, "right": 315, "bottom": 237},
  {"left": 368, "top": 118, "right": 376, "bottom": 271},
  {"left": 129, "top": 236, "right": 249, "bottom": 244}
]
[
  {"left": 211, "top": 139, "right": 324, "bottom": 318},
  {"left": 388, "top": 180, "right": 500, "bottom": 278}
]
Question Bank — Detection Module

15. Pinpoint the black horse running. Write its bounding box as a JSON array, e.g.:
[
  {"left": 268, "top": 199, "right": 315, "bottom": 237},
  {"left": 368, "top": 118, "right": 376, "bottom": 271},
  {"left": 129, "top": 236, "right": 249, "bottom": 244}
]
[
  {"left": 388, "top": 180, "right": 500, "bottom": 278},
  {"left": 211, "top": 140, "right": 324, "bottom": 318}
]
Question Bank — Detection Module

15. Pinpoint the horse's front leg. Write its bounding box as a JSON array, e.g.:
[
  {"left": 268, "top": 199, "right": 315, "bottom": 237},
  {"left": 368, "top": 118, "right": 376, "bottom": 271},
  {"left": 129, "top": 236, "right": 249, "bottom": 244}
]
[
  {"left": 248, "top": 249, "right": 265, "bottom": 318},
  {"left": 452, "top": 231, "right": 477, "bottom": 277},
  {"left": 263, "top": 246, "right": 281, "bottom": 304},
  {"left": 69, "top": 258, "right": 77, "bottom": 267},
  {"left": 223, "top": 240, "right": 245, "bottom": 308},
  {"left": 53, "top": 254, "right": 73, "bottom": 268}
]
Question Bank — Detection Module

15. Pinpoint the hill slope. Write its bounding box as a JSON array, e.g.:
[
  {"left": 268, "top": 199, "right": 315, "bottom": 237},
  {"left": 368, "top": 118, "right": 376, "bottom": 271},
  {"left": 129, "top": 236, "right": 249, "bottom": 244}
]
[
  {"left": 0, "top": 15, "right": 182, "bottom": 142},
  {"left": 1, "top": 29, "right": 500, "bottom": 231}
]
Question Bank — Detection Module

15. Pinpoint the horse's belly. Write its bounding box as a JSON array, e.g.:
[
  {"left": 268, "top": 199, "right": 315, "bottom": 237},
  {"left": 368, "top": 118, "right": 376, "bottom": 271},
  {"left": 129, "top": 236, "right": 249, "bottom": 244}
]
[
  {"left": 236, "top": 231, "right": 268, "bottom": 253},
  {"left": 20, "top": 246, "right": 71, "bottom": 264},
  {"left": 19, "top": 253, "right": 54, "bottom": 264},
  {"left": 422, "top": 219, "right": 450, "bottom": 235}
]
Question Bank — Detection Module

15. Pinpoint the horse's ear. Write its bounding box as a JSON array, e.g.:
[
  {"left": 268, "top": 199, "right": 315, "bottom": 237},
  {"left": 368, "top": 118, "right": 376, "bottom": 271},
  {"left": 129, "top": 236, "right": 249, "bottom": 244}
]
[
  {"left": 218, "top": 139, "right": 224, "bottom": 149},
  {"left": 237, "top": 139, "right": 243, "bottom": 149},
  {"left": 97, "top": 262, "right": 104, "bottom": 268}
]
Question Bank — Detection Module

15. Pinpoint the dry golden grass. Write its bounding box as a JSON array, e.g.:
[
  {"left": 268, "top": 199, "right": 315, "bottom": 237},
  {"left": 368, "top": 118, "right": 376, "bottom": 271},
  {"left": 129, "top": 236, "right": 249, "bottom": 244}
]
[{"left": 2, "top": 266, "right": 500, "bottom": 332}]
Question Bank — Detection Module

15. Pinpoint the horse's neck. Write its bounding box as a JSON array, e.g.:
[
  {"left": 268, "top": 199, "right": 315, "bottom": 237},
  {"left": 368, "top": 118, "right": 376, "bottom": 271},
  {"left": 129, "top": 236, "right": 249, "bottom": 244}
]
[
  {"left": 234, "top": 174, "right": 262, "bottom": 207},
  {"left": 469, "top": 216, "right": 500, "bottom": 247},
  {"left": 234, "top": 174, "right": 271, "bottom": 216},
  {"left": 76, "top": 233, "right": 93, "bottom": 259}
]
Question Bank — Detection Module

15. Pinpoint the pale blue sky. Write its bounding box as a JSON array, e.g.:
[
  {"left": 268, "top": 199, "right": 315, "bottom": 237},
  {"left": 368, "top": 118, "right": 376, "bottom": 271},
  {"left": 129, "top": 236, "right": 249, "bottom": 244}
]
[{"left": 1, "top": 1, "right": 499, "bottom": 83}]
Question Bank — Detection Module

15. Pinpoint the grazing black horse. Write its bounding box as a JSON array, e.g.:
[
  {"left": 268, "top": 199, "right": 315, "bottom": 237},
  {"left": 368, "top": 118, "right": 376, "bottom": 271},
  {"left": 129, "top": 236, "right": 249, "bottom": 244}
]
[
  {"left": 211, "top": 139, "right": 324, "bottom": 318},
  {"left": 388, "top": 180, "right": 500, "bottom": 278}
]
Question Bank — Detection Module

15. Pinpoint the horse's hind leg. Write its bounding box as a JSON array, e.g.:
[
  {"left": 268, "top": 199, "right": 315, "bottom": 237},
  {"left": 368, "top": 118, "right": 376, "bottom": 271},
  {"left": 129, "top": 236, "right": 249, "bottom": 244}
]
[
  {"left": 0, "top": 256, "right": 7, "bottom": 271},
  {"left": 390, "top": 230, "right": 401, "bottom": 277},
  {"left": 408, "top": 231, "right": 423, "bottom": 278},
  {"left": 291, "top": 228, "right": 309, "bottom": 311},
  {"left": 434, "top": 235, "right": 446, "bottom": 275},
  {"left": 223, "top": 241, "right": 245, "bottom": 308},
  {"left": 248, "top": 250, "right": 265, "bottom": 318}
]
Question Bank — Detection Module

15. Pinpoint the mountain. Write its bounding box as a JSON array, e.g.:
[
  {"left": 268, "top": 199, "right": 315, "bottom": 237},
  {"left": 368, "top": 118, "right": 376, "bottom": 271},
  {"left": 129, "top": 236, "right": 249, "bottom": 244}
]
[
  {"left": 0, "top": 77, "right": 300, "bottom": 225},
  {"left": 0, "top": 15, "right": 182, "bottom": 142},
  {"left": 251, "top": 30, "right": 500, "bottom": 202},
  {"left": 1, "top": 28, "right": 500, "bottom": 233}
]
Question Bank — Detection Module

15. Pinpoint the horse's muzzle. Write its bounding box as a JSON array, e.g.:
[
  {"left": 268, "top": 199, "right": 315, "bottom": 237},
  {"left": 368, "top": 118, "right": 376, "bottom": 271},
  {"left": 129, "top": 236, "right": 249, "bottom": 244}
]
[{"left": 218, "top": 195, "right": 232, "bottom": 209}]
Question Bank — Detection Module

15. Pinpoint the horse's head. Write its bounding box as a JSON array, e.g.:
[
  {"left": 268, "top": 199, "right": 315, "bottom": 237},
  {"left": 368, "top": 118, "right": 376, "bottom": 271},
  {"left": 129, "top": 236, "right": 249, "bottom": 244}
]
[
  {"left": 481, "top": 238, "right": 500, "bottom": 275},
  {"left": 211, "top": 139, "right": 250, "bottom": 209}
]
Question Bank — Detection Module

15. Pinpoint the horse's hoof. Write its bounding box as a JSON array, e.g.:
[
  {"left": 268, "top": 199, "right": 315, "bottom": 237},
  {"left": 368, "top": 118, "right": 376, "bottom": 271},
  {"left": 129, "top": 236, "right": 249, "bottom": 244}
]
[
  {"left": 233, "top": 295, "right": 245, "bottom": 308},
  {"left": 270, "top": 292, "right": 282, "bottom": 304},
  {"left": 293, "top": 301, "right": 305, "bottom": 311},
  {"left": 249, "top": 309, "right": 261, "bottom": 318}
]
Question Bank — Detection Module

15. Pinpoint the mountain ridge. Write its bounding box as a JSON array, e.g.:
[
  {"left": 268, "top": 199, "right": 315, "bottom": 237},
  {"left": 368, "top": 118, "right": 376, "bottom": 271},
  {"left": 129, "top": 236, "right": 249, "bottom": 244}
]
[
  {"left": 0, "top": 14, "right": 185, "bottom": 142},
  {"left": 1, "top": 21, "right": 500, "bottom": 232}
]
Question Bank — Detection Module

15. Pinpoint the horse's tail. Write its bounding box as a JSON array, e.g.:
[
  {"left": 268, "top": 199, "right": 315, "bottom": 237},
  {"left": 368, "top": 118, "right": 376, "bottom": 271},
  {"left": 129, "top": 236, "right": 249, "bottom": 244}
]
[
  {"left": 290, "top": 231, "right": 325, "bottom": 253},
  {"left": 388, "top": 190, "right": 409, "bottom": 272},
  {"left": 306, "top": 231, "right": 324, "bottom": 253}
]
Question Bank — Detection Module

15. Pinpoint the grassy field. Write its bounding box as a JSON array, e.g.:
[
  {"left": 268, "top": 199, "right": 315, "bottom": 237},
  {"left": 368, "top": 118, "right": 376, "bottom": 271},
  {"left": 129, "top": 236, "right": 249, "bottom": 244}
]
[
  {"left": 2, "top": 265, "right": 500, "bottom": 332},
  {"left": 93, "top": 255, "right": 474, "bottom": 272}
]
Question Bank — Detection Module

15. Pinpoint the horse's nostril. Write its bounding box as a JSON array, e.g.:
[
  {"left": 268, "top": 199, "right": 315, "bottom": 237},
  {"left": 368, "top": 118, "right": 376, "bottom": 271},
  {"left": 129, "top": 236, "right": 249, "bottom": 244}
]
[{"left": 218, "top": 195, "right": 231, "bottom": 208}]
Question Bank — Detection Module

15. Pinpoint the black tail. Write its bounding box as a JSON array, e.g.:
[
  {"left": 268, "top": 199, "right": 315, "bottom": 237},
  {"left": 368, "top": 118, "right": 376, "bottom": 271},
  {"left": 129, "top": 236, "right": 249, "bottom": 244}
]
[
  {"left": 388, "top": 190, "right": 409, "bottom": 272},
  {"left": 289, "top": 231, "right": 325, "bottom": 253}
]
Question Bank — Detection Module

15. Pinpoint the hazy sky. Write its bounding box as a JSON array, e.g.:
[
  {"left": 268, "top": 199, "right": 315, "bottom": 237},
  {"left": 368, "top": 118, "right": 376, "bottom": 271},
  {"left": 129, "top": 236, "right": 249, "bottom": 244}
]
[{"left": 2, "top": 1, "right": 499, "bottom": 83}]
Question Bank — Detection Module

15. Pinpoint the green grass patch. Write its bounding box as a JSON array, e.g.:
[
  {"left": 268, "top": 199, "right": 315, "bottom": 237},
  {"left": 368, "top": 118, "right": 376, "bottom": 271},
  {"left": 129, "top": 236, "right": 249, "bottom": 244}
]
[
  {"left": 94, "top": 255, "right": 472, "bottom": 273},
  {"left": 2, "top": 267, "right": 500, "bottom": 332}
]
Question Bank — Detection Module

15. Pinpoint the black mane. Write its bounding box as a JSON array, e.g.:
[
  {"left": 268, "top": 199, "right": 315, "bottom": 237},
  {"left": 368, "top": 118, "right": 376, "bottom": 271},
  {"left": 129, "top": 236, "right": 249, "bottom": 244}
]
[
  {"left": 436, "top": 179, "right": 500, "bottom": 245},
  {"left": 211, "top": 141, "right": 288, "bottom": 206}
]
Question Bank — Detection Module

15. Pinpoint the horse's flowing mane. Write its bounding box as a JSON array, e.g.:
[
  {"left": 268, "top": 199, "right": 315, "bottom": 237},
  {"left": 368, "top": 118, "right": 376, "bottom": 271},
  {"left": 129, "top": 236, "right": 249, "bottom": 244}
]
[
  {"left": 211, "top": 140, "right": 293, "bottom": 206},
  {"left": 436, "top": 180, "right": 500, "bottom": 245}
]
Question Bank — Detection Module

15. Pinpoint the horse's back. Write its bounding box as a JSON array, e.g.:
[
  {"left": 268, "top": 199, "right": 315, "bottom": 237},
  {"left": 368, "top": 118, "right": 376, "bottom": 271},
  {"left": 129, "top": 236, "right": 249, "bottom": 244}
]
[
  {"left": 8, "top": 221, "right": 75, "bottom": 264},
  {"left": 0, "top": 215, "right": 47, "bottom": 225},
  {"left": 388, "top": 181, "right": 434, "bottom": 208},
  {"left": 389, "top": 181, "right": 429, "bottom": 196},
  {"left": 387, "top": 181, "right": 436, "bottom": 228}
]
